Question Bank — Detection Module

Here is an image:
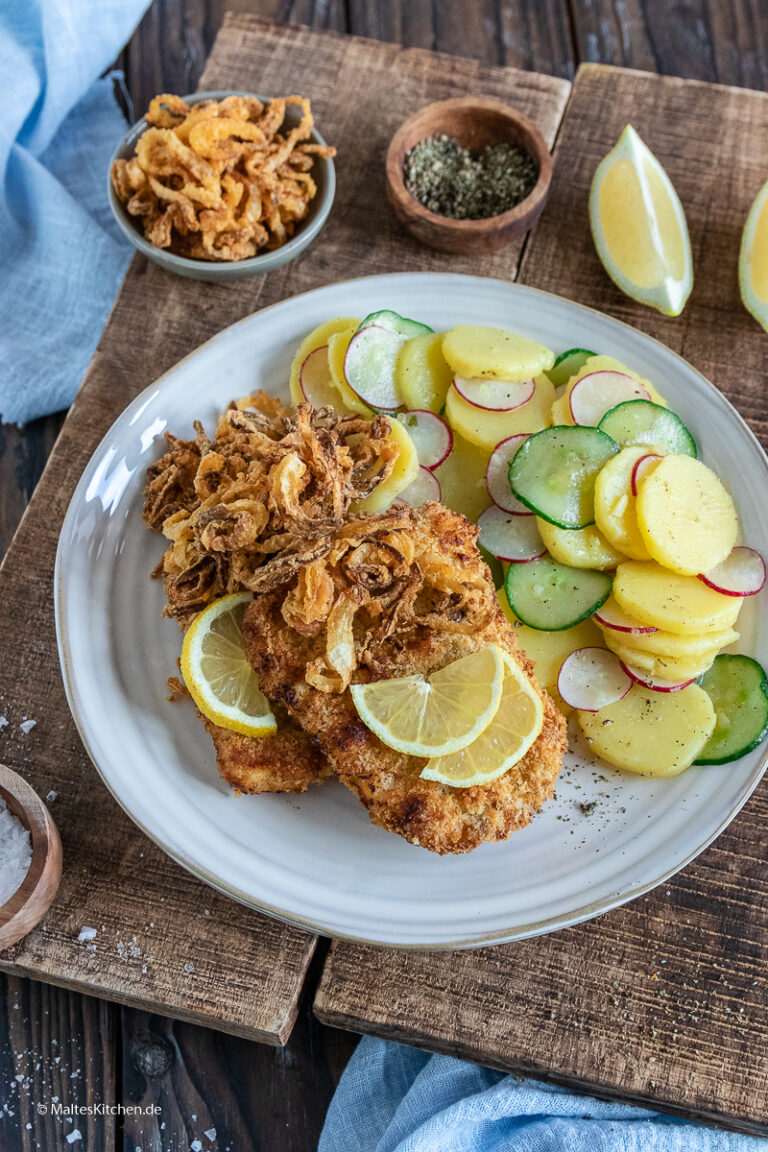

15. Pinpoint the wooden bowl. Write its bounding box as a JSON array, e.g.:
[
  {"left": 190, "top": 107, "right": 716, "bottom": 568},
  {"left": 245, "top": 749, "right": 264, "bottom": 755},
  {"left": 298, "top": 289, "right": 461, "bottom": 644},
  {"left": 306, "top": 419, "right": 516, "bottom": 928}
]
[
  {"left": 386, "top": 97, "right": 553, "bottom": 254},
  {"left": 0, "top": 764, "right": 62, "bottom": 951}
]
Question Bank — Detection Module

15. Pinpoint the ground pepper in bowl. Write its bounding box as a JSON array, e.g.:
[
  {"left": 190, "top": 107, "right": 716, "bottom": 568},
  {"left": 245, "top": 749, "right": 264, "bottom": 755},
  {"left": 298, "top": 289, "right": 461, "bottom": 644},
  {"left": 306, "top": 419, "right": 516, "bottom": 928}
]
[{"left": 403, "top": 133, "right": 538, "bottom": 220}]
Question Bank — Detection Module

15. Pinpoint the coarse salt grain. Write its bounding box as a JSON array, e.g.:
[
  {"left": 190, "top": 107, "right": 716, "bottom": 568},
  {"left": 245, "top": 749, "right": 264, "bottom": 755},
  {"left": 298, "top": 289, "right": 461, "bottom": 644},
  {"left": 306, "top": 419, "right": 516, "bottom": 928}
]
[
  {"left": 0, "top": 797, "right": 32, "bottom": 906},
  {"left": 78, "top": 927, "right": 97, "bottom": 942},
  {"left": 66, "top": 1131, "right": 82, "bottom": 1144},
  {"left": 19, "top": 719, "right": 36, "bottom": 735}
]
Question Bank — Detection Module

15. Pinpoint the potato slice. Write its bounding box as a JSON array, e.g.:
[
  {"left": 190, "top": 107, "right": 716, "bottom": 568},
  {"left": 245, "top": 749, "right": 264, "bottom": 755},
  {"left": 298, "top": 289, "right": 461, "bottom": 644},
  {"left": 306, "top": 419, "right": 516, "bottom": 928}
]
[
  {"left": 594, "top": 445, "right": 660, "bottom": 560},
  {"left": 327, "top": 329, "right": 372, "bottom": 416},
  {"left": 600, "top": 633, "right": 721, "bottom": 680},
  {"left": 595, "top": 608, "right": 739, "bottom": 659},
  {"left": 445, "top": 374, "right": 555, "bottom": 453},
  {"left": 442, "top": 326, "right": 555, "bottom": 380},
  {"left": 355, "top": 417, "right": 420, "bottom": 512},
  {"left": 578, "top": 683, "right": 716, "bottom": 775},
  {"left": 396, "top": 332, "right": 453, "bottom": 413},
  {"left": 536, "top": 518, "right": 624, "bottom": 570},
  {"left": 433, "top": 432, "right": 491, "bottom": 522},
  {"left": 515, "top": 617, "right": 603, "bottom": 713},
  {"left": 613, "top": 561, "right": 741, "bottom": 635},
  {"left": 289, "top": 317, "right": 360, "bottom": 406},
  {"left": 635, "top": 455, "right": 738, "bottom": 575},
  {"left": 553, "top": 354, "right": 668, "bottom": 427}
]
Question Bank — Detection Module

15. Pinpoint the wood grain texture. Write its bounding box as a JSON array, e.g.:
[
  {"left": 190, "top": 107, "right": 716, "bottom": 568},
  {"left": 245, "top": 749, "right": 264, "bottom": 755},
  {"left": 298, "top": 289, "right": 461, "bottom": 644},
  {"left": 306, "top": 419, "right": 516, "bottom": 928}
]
[
  {"left": 0, "top": 13, "right": 568, "bottom": 1065},
  {"left": 0, "top": 974, "right": 117, "bottom": 1151},
  {"left": 120, "top": 949, "right": 358, "bottom": 1152},
  {"left": 571, "top": 0, "right": 768, "bottom": 89},
  {"left": 316, "top": 65, "right": 768, "bottom": 1137}
]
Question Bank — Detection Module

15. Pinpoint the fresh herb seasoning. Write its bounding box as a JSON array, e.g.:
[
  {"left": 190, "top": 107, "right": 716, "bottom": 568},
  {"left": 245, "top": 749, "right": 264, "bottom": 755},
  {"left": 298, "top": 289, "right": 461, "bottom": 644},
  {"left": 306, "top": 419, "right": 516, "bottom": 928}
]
[{"left": 403, "top": 133, "right": 538, "bottom": 220}]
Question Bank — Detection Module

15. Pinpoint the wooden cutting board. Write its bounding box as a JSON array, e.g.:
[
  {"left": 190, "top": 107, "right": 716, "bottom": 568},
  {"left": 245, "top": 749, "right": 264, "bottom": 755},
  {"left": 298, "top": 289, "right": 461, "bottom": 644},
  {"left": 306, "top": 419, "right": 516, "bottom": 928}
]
[
  {"left": 316, "top": 64, "right": 768, "bottom": 1136},
  {"left": 0, "top": 16, "right": 568, "bottom": 1045}
]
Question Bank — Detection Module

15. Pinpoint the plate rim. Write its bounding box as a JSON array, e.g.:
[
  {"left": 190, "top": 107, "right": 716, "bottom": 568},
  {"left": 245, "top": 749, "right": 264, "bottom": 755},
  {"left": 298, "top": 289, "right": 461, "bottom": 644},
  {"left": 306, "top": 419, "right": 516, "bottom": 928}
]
[{"left": 55, "top": 270, "right": 768, "bottom": 950}]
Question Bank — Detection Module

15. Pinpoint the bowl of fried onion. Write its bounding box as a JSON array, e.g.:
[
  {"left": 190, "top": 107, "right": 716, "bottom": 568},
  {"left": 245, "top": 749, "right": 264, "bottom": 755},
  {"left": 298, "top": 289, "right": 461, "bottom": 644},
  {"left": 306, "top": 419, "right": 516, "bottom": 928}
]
[{"left": 108, "top": 90, "right": 336, "bottom": 281}]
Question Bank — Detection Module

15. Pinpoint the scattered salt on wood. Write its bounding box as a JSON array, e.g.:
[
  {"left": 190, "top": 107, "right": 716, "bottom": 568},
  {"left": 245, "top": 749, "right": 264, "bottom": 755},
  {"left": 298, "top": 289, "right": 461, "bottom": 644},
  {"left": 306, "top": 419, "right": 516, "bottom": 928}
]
[
  {"left": 0, "top": 798, "right": 32, "bottom": 905},
  {"left": 19, "top": 718, "right": 37, "bottom": 735},
  {"left": 66, "top": 1130, "right": 82, "bottom": 1144},
  {"left": 205, "top": 1129, "right": 217, "bottom": 1141},
  {"left": 0, "top": 715, "right": 8, "bottom": 730},
  {"left": 77, "top": 927, "right": 97, "bottom": 942}
]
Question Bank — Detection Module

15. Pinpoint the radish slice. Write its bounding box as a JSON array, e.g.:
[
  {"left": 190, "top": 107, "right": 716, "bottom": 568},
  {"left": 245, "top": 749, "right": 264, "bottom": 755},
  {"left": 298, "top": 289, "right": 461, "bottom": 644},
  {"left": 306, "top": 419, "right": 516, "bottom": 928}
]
[
  {"left": 699, "top": 546, "right": 767, "bottom": 598},
  {"left": 620, "top": 661, "right": 695, "bottom": 693},
  {"left": 569, "top": 371, "right": 650, "bottom": 426},
  {"left": 397, "top": 466, "right": 442, "bottom": 507},
  {"left": 453, "top": 376, "right": 535, "bottom": 412},
  {"left": 593, "top": 600, "right": 658, "bottom": 634},
  {"left": 557, "top": 647, "right": 632, "bottom": 712},
  {"left": 476, "top": 506, "right": 546, "bottom": 563},
  {"left": 630, "top": 452, "right": 664, "bottom": 496},
  {"left": 300, "top": 345, "right": 341, "bottom": 408},
  {"left": 396, "top": 410, "right": 453, "bottom": 470},
  {"left": 485, "top": 435, "right": 532, "bottom": 514},
  {"left": 344, "top": 324, "right": 403, "bottom": 410}
]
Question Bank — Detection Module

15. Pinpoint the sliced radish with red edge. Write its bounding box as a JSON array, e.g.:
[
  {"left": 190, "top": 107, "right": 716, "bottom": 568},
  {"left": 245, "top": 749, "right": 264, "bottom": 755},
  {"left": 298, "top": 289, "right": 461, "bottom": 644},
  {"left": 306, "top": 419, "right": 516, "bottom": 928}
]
[
  {"left": 397, "top": 466, "right": 442, "bottom": 507},
  {"left": 630, "top": 452, "right": 664, "bottom": 496},
  {"left": 569, "top": 371, "right": 650, "bottom": 426},
  {"left": 300, "top": 345, "right": 341, "bottom": 408},
  {"left": 557, "top": 647, "right": 632, "bottom": 712},
  {"left": 593, "top": 600, "right": 658, "bottom": 634},
  {"left": 698, "top": 546, "right": 767, "bottom": 598},
  {"left": 453, "top": 376, "right": 535, "bottom": 412},
  {"left": 476, "top": 506, "right": 546, "bottom": 563},
  {"left": 396, "top": 410, "right": 453, "bottom": 470},
  {"left": 621, "top": 661, "right": 695, "bottom": 693},
  {"left": 344, "top": 324, "right": 403, "bottom": 410},
  {"left": 486, "top": 434, "right": 532, "bottom": 514}
]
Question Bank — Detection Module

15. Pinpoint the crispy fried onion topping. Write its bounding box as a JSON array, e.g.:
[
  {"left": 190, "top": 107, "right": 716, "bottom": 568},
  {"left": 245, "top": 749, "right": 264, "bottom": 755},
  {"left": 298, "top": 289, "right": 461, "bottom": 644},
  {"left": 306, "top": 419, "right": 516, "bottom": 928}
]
[
  {"left": 111, "top": 93, "right": 336, "bottom": 262},
  {"left": 281, "top": 504, "right": 496, "bottom": 693},
  {"left": 143, "top": 395, "right": 397, "bottom": 626}
]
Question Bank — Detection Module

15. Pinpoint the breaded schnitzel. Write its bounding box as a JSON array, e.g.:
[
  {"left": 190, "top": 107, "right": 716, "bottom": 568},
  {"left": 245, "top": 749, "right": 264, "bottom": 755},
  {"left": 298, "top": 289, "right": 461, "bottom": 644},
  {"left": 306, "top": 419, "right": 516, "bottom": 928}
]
[
  {"left": 203, "top": 712, "right": 330, "bottom": 795},
  {"left": 243, "top": 503, "right": 567, "bottom": 853},
  {"left": 144, "top": 394, "right": 397, "bottom": 796}
]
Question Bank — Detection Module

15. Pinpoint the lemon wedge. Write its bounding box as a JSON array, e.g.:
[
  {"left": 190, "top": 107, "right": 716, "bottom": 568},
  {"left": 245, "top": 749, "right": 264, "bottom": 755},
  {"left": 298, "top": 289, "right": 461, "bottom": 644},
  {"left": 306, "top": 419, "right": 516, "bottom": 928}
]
[
  {"left": 589, "top": 125, "right": 692, "bottom": 317},
  {"left": 181, "top": 593, "right": 276, "bottom": 737},
  {"left": 350, "top": 645, "right": 505, "bottom": 757},
  {"left": 421, "top": 654, "right": 543, "bottom": 787},
  {"left": 739, "top": 178, "right": 768, "bottom": 333}
]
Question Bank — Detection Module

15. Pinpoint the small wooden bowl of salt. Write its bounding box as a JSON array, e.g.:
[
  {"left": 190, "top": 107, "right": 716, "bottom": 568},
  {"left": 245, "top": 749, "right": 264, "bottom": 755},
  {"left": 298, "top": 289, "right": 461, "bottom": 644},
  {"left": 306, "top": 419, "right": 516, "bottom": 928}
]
[{"left": 0, "top": 763, "right": 62, "bottom": 951}]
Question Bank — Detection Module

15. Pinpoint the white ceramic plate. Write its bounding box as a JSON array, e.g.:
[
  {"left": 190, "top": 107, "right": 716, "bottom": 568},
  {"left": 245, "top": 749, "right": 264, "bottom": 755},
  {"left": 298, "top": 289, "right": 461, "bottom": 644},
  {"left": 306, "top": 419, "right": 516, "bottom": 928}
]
[{"left": 56, "top": 273, "right": 768, "bottom": 949}]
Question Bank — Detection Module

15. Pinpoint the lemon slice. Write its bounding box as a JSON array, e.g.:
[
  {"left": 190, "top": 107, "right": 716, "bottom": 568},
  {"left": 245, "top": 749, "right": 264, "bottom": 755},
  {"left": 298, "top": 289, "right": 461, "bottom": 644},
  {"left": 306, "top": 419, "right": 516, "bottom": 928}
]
[
  {"left": 350, "top": 645, "right": 505, "bottom": 757},
  {"left": 181, "top": 593, "right": 276, "bottom": 737},
  {"left": 421, "top": 654, "right": 544, "bottom": 787},
  {"left": 739, "top": 177, "right": 768, "bottom": 333},
  {"left": 589, "top": 125, "right": 692, "bottom": 317}
]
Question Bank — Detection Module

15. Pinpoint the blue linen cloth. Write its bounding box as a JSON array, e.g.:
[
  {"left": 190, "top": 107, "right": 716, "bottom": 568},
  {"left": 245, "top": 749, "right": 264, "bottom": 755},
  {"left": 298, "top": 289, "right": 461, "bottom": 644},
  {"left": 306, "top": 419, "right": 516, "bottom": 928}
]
[
  {"left": 0, "top": 0, "right": 151, "bottom": 425},
  {"left": 320, "top": 1037, "right": 767, "bottom": 1151}
]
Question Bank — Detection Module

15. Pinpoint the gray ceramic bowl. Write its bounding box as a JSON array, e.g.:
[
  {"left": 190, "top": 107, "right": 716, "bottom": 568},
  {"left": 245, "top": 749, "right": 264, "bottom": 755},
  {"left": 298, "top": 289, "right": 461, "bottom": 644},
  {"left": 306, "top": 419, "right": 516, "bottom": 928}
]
[{"left": 107, "top": 90, "right": 335, "bottom": 282}]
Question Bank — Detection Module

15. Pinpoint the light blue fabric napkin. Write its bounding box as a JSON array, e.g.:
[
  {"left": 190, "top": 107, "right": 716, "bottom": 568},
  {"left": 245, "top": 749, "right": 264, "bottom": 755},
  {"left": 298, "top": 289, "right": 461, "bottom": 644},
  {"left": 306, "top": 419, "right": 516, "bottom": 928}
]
[
  {"left": 320, "top": 1037, "right": 767, "bottom": 1151},
  {"left": 0, "top": 0, "right": 151, "bottom": 425}
]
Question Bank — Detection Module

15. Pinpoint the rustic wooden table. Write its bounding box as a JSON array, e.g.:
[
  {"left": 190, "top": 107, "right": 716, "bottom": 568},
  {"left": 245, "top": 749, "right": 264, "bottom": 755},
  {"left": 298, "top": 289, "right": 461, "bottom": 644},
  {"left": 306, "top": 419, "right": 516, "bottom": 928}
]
[{"left": 1, "top": 3, "right": 766, "bottom": 1150}]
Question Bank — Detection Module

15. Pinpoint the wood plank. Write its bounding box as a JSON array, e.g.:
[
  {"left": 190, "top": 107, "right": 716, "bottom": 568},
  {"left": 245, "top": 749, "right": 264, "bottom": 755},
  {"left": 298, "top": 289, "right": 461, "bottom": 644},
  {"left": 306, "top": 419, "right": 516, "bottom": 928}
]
[
  {"left": 571, "top": 0, "right": 768, "bottom": 88},
  {"left": 0, "top": 16, "right": 569, "bottom": 1048},
  {"left": 0, "top": 974, "right": 117, "bottom": 1151},
  {"left": 120, "top": 951, "right": 358, "bottom": 1152},
  {"left": 316, "top": 65, "right": 768, "bottom": 1137}
]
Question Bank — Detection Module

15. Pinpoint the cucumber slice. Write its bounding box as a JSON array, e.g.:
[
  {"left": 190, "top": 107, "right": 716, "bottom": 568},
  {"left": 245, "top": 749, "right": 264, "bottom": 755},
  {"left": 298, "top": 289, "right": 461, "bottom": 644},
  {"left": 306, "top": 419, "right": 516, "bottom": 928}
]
[
  {"left": 547, "top": 348, "right": 596, "bottom": 388},
  {"left": 504, "top": 557, "right": 612, "bottom": 631},
  {"left": 695, "top": 654, "right": 768, "bottom": 764},
  {"left": 598, "top": 400, "right": 697, "bottom": 457},
  {"left": 508, "top": 426, "right": 619, "bottom": 529},
  {"left": 478, "top": 544, "right": 505, "bottom": 590},
  {"left": 358, "top": 310, "right": 434, "bottom": 340}
]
